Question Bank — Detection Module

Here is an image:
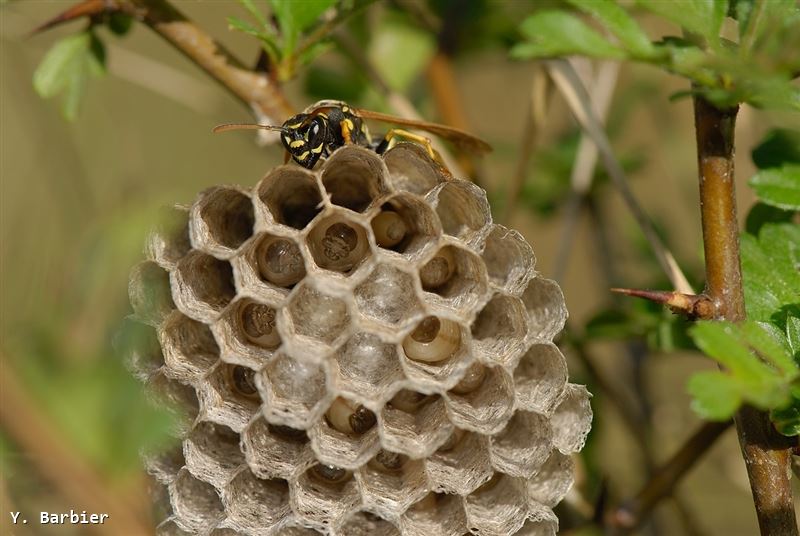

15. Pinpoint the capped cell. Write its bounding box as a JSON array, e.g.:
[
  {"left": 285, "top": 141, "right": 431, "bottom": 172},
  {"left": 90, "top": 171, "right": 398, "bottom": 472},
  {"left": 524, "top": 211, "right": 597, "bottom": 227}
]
[
  {"left": 332, "top": 332, "right": 405, "bottom": 409},
  {"left": 354, "top": 264, "right": 424, "bottom": 331},
  {"left": 260, "top": 352, "right": 331, "bottom": 430},
  {"left": 285, "top": 283, "right": 351, "bottom": 353},
  {"left": 189, "top": 186, "right": 255, "bottom": 258}
]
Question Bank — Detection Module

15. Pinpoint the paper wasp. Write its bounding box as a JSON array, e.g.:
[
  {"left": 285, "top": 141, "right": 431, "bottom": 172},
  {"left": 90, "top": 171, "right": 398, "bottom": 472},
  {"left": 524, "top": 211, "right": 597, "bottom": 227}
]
[{"left": 213, "top": 99, "right": 492, "bottom": 169}]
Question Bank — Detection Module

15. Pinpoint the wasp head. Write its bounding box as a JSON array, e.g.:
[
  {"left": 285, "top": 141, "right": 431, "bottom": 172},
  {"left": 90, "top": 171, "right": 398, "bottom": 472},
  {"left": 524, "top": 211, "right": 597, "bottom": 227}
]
[{"left": 280, "top": 113, "right": 329, "bottom": 169}]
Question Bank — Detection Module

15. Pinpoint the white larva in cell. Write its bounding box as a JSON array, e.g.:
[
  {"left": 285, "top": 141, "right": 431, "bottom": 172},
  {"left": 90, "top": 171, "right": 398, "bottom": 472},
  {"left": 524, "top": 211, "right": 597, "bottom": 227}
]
[
  {"left": 371, "top": 210, "right": 407, "bottom": 248},
  {"left": 402, "top": 316, "right": 460, "bottom": 363}
]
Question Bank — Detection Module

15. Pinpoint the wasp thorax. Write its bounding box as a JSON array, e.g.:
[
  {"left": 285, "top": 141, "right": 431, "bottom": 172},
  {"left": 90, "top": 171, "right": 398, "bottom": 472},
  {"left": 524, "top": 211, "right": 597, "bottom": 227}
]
[
  {"left": 256, "top": 236, "right": 305, "bottom": 287},
  {"left": 387, "top": 389, "right": 434, "bottom": 413},
  {"left": 368, "top": 449, "right": 408, "bottom": 473},
  {"left": 326, "top": 397, "right": 377, "bottom": 435},
  {"left": 449, "top": 362, "right": 486, "bottom": 395},
  {"left": 402, "top": 316, "right": 460, "bottom": 363},
  {"left": 309, "top": 217, "right": 369, "bottom": 272},
  {"left": 228, "top": 365, "right": 259, "bottom": 399},
  {"left": 371, "top": 210, "right": 407, "bottom": 248},
  {"left": 240, "top": 302, "right": 280, "bottom": 348},
  {"left": 309, "top": 463, "right": 350, "bottom": 485},
  {"left": 419, "top": 247, "right": 456, "bottom": 291}
]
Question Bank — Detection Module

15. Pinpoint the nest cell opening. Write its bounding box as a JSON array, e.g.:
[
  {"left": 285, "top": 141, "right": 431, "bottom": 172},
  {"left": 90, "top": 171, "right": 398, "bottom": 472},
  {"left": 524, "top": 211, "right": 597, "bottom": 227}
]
[
  {"left": 401, "top": 492, "right": 467, "bottom": 535},
  {"left": 489, "top": 412, "right": 553, "bottom": 479},
  {"left": 520, "top": 278, "right": 567, "bottom": 342},
  {"left": 170, "top": 470, "right": 224, "bottom": 532},
  {"left": 370, "top": 195, "right": 439, "bottom": 256},
  {"left": 337, "top": 510, "right": 401, "bottom": 536},
  {"left": 185, "top": 421, "right": 244, "bottom": 487},
  {"left": 383, "top": 143, "right": 444, "bottom": 195},
  {"left": 223, "top": 471, "right": 290, "bottom": 530},
  {"left": 161, "top": 313, "right": 220, "bottom": 380},
  {"left": 233, "top": 298, "right": 282, "bottom": 351},
  {"left": 203, "top": 364, "right": 262, "bottom": 430},
  {"left": 253, "top": 233, "right": 306, "bottom": 288},
  {"left": 419, "top": 246, "right": 487, "bottom": 311},
  {"left": 258, "top": 168, "right": 323, "bottom": 230},
  {"left": 513, "top": 344, "right": 568, "bottom": 415},
  {"left": 433, "top": 181, "right": 490, "bottom": 241},
  {"left": 464, "top": 474, "right": 528, "bottom": 536},
  {"left": 550, "top": 384, "right": 592, "bottom": 455},
  {"left": 145, "top": 444, "right": 185, "bottom": 486},
  {"left": 148, "top": 206, "right": 192, "bottom": 267},
  {"left": 307, "top": 215, "right": 371, "bottom": 274},
  {"left": 380, "top": 394, "right": 454, "bottom": 458},
  {"left": 321, "top": 148, "right": 387, "bottom": 212},
  {"left": 526, "top": 450, "right": 575, "bottom": 508},
  {"left": 148, "top": 373, "right": 200, "bottom": 426},
  {"left": 470, "top": 294, "right": 527, "bottom": 365},
  {"left": 481, "top": 226, "right": 535, "bottom": 294},
  {"left": 175, "top": 252, "right": 236, "bottom": 316},
  {"left": 119, "top": 319, "right": 164, "bottom": 380},
  {"left": 242, "top": 416, "right": 312, "bottom": 480},
  {"left": 197, "top": 187, "right": 255, "bottom": 251},
  {"left": 445, "top": 365, "right": 514, "bottom": 434},
  {"left": 425, "top": 431, "right": 493, "bottom": 496},
  {"left": 354, "top": 264, "right": 422, "bottom": 329},
  {"left": 359, "top": 454, "right": 428, "bottom": 518}
]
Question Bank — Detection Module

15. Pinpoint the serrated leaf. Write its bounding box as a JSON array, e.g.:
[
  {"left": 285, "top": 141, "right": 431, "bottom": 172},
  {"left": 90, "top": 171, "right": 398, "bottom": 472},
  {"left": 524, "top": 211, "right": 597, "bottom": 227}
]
[
  {"left": 33, "top": 31, "right": 106, "bottom": 121},
  {"left": 741, "top": 321, "right": 798, "bottom": 377},
  {"left": 637, "top": 0, "right": 728, "bottom": 47},
  {"left": 690, "top": 322, "right": 779, "bottom": 384},
  {"left": 752, "top": 129, "right": 800, "bottom": 169},
  {"left": 688, "top": 370, "right": 741, "bottom": 420},
  {"left": 749, "top": 165, "right": 800, "bottom": 210},
  {"left": 565, "top": 0, "right": 656, "bottom": 57},
  {"left": 513, "top": 11, "right": 628, "bottom": 60}
]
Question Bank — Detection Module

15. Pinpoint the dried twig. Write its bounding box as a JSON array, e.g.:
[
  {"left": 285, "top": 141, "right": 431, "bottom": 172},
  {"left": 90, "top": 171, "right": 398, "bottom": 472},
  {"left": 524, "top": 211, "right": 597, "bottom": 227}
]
[
  {"left": 693, "top": 95, "right": 798, "bottom": 535},
  {"left": 545, "top": 59, "right": 694, "bottom": 295}
]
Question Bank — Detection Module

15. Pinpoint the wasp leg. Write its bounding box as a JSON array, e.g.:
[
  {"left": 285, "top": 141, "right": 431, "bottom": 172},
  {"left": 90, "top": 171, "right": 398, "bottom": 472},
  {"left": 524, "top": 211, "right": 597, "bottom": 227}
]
[{"left": 375, "top": 129, "right": 435, "bottom": 159}]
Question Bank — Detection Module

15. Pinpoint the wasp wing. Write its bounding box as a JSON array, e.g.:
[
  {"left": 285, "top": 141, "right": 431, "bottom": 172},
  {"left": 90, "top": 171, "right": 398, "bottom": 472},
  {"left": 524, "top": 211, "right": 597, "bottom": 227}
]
[{"left": 353, "top": 109, "right": 492, "bottom": 154}]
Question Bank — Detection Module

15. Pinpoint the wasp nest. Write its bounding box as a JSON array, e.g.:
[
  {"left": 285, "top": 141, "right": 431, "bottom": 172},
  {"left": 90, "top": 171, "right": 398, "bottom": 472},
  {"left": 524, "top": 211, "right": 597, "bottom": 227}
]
[{"left": 126, "top": 143, "right": 591, "bottom": 536}]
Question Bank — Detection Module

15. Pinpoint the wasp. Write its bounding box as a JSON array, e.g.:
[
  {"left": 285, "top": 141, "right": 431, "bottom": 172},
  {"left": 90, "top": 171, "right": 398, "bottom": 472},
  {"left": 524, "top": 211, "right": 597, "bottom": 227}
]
[{"left": 213, "top": 100, "right": 491, "bottom": 169}]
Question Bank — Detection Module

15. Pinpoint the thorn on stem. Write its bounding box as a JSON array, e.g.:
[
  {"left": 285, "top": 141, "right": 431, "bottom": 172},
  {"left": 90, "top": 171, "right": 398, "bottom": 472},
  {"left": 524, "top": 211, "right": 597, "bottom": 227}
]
[
  {"left": 30, "top": 0, "right": 110, "bottom": 36},
  {"left": 611, "top": 288, "right": 716, "bottom": 320}
]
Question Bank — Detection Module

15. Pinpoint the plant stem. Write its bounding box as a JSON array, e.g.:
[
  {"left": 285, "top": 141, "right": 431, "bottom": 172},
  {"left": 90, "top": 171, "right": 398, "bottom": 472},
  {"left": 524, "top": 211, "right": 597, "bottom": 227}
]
[
  {"left": 693, "top": 95, "right": 798, "bottom": 536},
  {"left": 119, "top": 0, "right": 295, "bottom": 122}
]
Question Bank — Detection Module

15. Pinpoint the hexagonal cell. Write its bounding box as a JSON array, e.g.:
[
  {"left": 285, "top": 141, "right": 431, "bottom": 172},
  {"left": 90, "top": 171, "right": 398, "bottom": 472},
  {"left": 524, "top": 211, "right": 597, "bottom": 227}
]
[
  {"left": 336, "top": 510, "right": 401, "bottom": 536},
  {"left": 379, "top": 393, "right": 453, "bottom": 458},
  {"left": 159, "top": 312, "right": 219, "bottom": 383},
  {"left": 383, "top": 142, "right": 446, "bottom": 195},
  {"left": 550, "top": 383, "right": 592, "bottom": 454},
  {"left": 242, "top": 416, "right": 313, "bottom": 480},
  {"left": 307, "top": 214, "right": 371, "bottom": 274},
  {"left": 400, "top": 316, "right": 473, "bottom": 391},
  {"left": 321, "top": 146, "right": 389, "bottom": 212},
  {"left": 489, "top": 412, "right": 552, "bottom": 479},
  {"left": 309, "top": 397, "right": 380, "bottom": 469},
  {"left": 256, "top": 166, "right": 323, "bottom": 230},
  {"left": 291, "top": 464, "right": 361, "bottom": 529},
  {"left": 260, "top": 352, "right": 331, "bottom": 429},
  {"left": 169, "top": 469, "right": 224, "bottom": 533},
  {"left": 526, "top": 450, "right": 574, "bottom": 508},
  {"left": 213, "top": 298, "right": 281, "bottom": 369},
  {"left": 429, "top": 180, "right": 491, "bottom": 245},
  {"left": 222, "top": 470, "right": 290, "bottom": 533},
  {"left": 129, "top": 261, "right": 175, "bottom": 326},
  {"left": 273, "top": 525, "right": 324, "bottom": 536},
  {"left": 355, "top": 450, "right": 428, "bottom": 518},
  {"left": 284, "top": 283, "right": 351, "bottom": 353},
  {"left": 184, "top": 421, "right": 244, "bottom": 488},
  {"left": 470, "top": 294, "right": 528, "bottom": 367},
  {"left": 480, "top": 225, "right": 536, "bottom": 296},
  {"left": 425, "top": 430, "right": 492, "bottom": 496},
  {"left": 190, "top": 186, "right": 255, "bottom": 258},
  {"left": 332, "top": 332, "right": 405, "bottom": 408},
  {"left": 513, "top": 344, "right": 568, "bottom": 416},
  {"left": 513, "top": 505, "right": 558, "bottom": 536},
  {"left": 146, "top": 372, "right": 199, "bottom": 434},
  {"left": 147, "top": 205, "right": 192, "bottom": 269},
  {"left": 354, "top": 264, "right": 424, "bottom": 331},
  {"left": 370, "top": 194, "right": 441, "bottom": 258},
  {"left": 399, "top": 492, "right": 468, "bottom": 536},
  {"left": 235, "top": 232, "right": 306, "bottom": 297},
  {"left": 520, "top": 278, "right": 567, "bottom": 343},
  {"left": 463, "top": 474, "right": 528, "bottom": 536},
  {"left": 444, "top": 364, "right": 515, "bottom": 434},
  {"left": 156, "top": 519, "right": 192, "bottom": 536},
  {"left": 172, "top": 251, "right": 235, "bottom": 322},
  {"left": 419, "top": 245, "right": 489, "bottom": 317},
  {"left": 198, "top": 363, "right": 262, "bottom": 432},
  {"left": 117, "top": 318, "right": 164, "bottom": 381},
  {"left": 144, "top": 443, "right": 185, "bottom": 485}
]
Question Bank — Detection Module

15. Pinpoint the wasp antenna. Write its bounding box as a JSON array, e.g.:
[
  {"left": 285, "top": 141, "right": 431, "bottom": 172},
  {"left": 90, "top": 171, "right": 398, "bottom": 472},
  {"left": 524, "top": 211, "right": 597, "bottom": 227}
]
[{"left": 212, "top": 123, "right": 286, "bottom": 134}]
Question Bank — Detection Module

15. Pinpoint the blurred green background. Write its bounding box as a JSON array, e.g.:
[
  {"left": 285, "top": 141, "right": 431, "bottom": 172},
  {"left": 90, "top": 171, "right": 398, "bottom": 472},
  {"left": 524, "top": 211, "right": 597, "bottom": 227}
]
[{"left": 1, "top": 1, "right": 798, "bottom": 535}]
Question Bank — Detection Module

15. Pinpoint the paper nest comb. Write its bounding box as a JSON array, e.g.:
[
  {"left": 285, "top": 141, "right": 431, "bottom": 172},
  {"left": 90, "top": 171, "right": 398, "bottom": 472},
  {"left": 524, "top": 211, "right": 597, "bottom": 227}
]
[{"left": 124, "top": 142, "right": 592, "bottom": 536}]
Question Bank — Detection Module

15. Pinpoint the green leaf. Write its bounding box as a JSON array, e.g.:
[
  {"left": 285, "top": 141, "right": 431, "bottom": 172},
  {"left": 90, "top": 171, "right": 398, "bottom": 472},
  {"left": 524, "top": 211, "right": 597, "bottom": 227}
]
[
  {"left": 33, "top": 31, "right": 106, "bottom": 121},
  {"left": 279, "top": 0, "right": 336, "bottom": 31},
  {"left": 741, "top": 222, "right": 800, "bottom": 323},
  {"left": 752, "top": 129, "right": 800, "bottom": 169},
  {"left": 741, "top": 321, "right": 798, "bottom": 377},
  {"left": 688, "top": 370, "right": 741, "bottom": 420},
  {"left": 744, "top": 202, "right": 794, "bottom": 235},
  {"left": 749, "top": 165, "right": 800, "bottom": 210},
  {"left": 512, "top": 11, "right": 628, "bottom": 60},
  {"left": 238, "top": 0, "right": 269, "bottom": 27},
  {"left": 690, "top": 322, "right": 779, "bottom": 384},
  {"left": 107, "top": 12, "right": 133, "bottom": 36},
  {"left": 368, "top": 18, "right": 435, "bottom": 92},
  {"left": 637, "top": 0, "right": 729, "bottom": 47},
  {"left": 787, "top": 315, "right": 800, "bottom": 358},
  {"left": 565, "top": 0, "right": 656, "bottom": 57},
  {"left": 771, "top": 397, "right": 800, "bottom": 436}
]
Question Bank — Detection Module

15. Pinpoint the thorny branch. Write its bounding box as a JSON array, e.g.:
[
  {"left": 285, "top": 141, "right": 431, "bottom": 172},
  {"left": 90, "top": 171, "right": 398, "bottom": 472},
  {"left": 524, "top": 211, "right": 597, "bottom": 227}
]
[{"left": 693, "top": 95, "right": 798, "bottom": 536}]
